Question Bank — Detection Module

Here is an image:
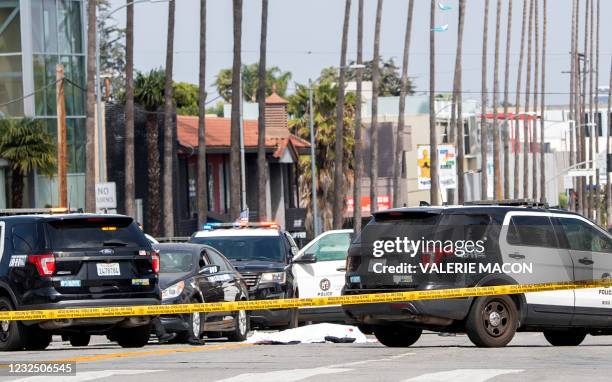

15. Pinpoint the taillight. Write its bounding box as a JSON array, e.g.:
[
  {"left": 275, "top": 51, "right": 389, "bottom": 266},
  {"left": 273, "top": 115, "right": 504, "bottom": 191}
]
[
  {"left": 151, "top": 251, "right": 160, "bottom": 273},
  {"left": 28, "top": 253, "right": 56, "bottom": 276},
  {"left": 346, "top": 256, "right": 361, "bottom": 272},
  {"left": 420, "top": 248, "right": 454, "bottom": 266}
]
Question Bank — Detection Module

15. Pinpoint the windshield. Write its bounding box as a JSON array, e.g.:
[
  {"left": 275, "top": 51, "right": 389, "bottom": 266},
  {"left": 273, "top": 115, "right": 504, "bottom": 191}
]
[
  {"left": 191, "top": 236, "right": 283, "bottom": 262},
  {"left": 160, "top": 250, "right": 194, "bottom": 274},
  {"left": 45, "top": 218, "right": 150, "bottom": 250}
]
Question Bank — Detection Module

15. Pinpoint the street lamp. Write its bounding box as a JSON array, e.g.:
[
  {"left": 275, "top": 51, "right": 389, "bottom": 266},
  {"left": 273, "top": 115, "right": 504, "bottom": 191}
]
[{"left": 95, "top": 0, "right": 170, "bottom": 182}]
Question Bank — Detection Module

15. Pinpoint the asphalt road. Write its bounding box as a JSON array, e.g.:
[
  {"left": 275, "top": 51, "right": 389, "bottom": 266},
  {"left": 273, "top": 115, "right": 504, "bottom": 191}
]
[{"left": 1, "top": 331, "right": 612, "bottom": 382}]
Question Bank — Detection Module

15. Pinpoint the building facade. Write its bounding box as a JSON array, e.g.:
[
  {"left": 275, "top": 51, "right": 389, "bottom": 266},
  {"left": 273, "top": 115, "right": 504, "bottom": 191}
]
[{"left": 0, "top": 0, "right": 86, "bottom": 209}]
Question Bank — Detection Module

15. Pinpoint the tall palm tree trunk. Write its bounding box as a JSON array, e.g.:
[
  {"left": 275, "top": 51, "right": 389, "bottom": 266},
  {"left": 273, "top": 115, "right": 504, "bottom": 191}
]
[
  {"left": 429, "top": 0, "right": 439, "bottom": 205},
  {"left": 453, "top": 0, "right": 466, "bottom": 204},
  {"left": 480, "top": 0, "right": 490, "bottom": 201},
  {"left": 606, "top": 58, "right": 611, "bottom": 227},
  {"left": 532, "top": 0, "right": 539, "bottom": 200},
  {"left": 85, "top": 0, "right": 96, "bottom": 212},
  {"left": 353, "top": 0, "right": 364, "bottom": 233},
  {"left": 197, "top": 0, "right": 208, "bottom": 226},
  {"left": 333, "top": 0, "right": 351, "bottom": 229},
  {"left": 588, "top": 0, "right": 594, "bottom": 220},
  {"left": 256, "top": 0, "right": 268, "bottom": 221},
  {"left": 523, "top": 0, "right": 534, "bottom": 199},
  {"left": 576, "top": 0, "right": 583, "bottom": 215},
  {"left": 394, "top": 0, "right": 414, "bottom": 208},
  {"left": 582, "top": 0, "right": 590, "bottom": 217},
  {"left": 124, "top": 0, "right": 135, "bottom": 218},
  {"left": 569, "top": 0, "right": 576, "bottom": 210},
  {"left": 514, "top": 0, "right": 528, "bottom": 199},
  {"left": 502, "top": 0, "right": 513, "bottom": 199},
  {"left": 492, "top": 0, "right": 502, "bottom": 200},
  {"left": 539, "top": 0, "right": 547, "bottom": 203},
  {"left": 146, "top": 113, "right": 162, "bottom": 235},
  {"left": 370, "top": 0, "right": 383, "bottom": 212},
  {"left": 229, "top": 0, "right": 243, "bottom": 219},
  {"left": 594, "top": 0, "right": 600, "bottom": 224},
  {"left": 162, "top": 0, "right": 176, "bottom": 236}
]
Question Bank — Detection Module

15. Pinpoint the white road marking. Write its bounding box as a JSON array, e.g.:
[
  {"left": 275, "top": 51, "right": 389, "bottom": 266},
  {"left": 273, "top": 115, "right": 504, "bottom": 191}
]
[
  {"left": 215, "top": 352, "right": 414, "bottom": 382},
  {"left": 402, "top": 369, "right": 524, "bottom": 382},
  {"left": 8, "top": 369, "right": 160, "bottom": 382}
]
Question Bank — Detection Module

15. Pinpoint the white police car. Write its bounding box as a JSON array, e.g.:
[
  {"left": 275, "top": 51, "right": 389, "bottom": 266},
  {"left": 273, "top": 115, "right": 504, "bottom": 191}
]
[{"left": 291, "top": 229, "right": 352, "bottom": 323}]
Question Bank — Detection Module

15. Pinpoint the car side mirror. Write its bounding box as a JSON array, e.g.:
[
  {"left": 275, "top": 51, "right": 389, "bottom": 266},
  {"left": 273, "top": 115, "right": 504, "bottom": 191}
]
[
  {"left": 199, "top": 265, "right": 219, "bottom": 275},
  {"left": 294, "top": 252, "right": 316, "bottom": 264}
]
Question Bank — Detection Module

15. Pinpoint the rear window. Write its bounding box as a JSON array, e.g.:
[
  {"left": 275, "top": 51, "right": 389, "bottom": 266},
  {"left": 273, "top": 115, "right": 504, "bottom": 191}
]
[
  {"left": 363, "top": 212, "right": 442, "bottom": 252},
  {"left": 160, "top": 250, "right": 194, "bottom": 274},
  {"left": 45, "top": 217, "right": 150, "bottom": 249}
]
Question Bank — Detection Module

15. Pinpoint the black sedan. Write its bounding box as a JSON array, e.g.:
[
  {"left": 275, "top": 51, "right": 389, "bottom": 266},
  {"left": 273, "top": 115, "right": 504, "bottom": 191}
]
[{"left": 155, "top": 243, "right": 249, "bottom": 342}]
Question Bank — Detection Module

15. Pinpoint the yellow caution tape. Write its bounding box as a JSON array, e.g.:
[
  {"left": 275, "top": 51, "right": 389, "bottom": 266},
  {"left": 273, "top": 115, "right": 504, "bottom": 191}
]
[{"left": 1, "top": 279, "right": 611, "bottom": 321}]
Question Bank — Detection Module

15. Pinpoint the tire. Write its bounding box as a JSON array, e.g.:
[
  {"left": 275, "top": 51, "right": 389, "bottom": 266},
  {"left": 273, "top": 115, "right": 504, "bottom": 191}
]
[
  {"left": 0, "top": 297, "right": 28, "bottom": 351},
  {"left": 23, "top": 331, "right": 52, "bottom": 351},
  {"left": 187, "top": 310, "right": 204, "bottom": 340},
  {"left": 357, "top": 324, "right": 374, "bottom": 335},
  {"left": 466, "top": 295, "right": 518, "bottom": 348},
  {"left": 227, "top": 309, "right": 249, "bottom": 342},
  {"left": 373, "top": 325, "right": 422, "bottom": 347},
  {"left": 69, "top": 333, "right": 91, "bottom": 347},
  {"left": 116, "top": 324, "right": 151, "bottom": 348},
  {"left": 543, "top": 330, "right": 587, "bottom": 346}
]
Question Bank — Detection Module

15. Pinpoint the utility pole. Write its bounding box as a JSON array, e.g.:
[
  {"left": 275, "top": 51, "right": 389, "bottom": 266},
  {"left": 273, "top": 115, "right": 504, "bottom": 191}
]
[{"left": 56, "top": 64, "right": 68, "bottom": 208}]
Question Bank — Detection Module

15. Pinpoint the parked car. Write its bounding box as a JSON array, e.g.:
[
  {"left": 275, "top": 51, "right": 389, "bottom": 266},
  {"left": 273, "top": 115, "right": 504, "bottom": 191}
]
[
  {"left": 292, "top": 229, "right": 352, "bottom": 323},
  {"left": 156, "top": 243, "right": 249, "bottom": 342},
  {"left": 190, "top": 222, "right": 299, "bottom": 329},
  {"left": 0, "top": 214, "right": 160, "bottom": 351},
  {"left": 343, "top": 201, "right": 612, "bottom": 348}
]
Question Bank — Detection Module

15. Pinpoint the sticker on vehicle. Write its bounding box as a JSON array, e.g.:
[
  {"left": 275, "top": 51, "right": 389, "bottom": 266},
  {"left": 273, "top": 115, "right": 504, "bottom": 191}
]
[{"left": 8, "top": 255, "right": 26, "bottom": 267}]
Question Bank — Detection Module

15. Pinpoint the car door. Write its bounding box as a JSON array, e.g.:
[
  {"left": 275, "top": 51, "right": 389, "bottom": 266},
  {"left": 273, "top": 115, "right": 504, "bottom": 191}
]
[
  {"left": 499, "top": 212, "right": 574, "bottom": 325},
  {"left": 205, "top": 248, "right": 239, "bottom": 329},
  {"left": 556, "top": 215, "right": 612, "bottom": 327},
  {"left": 293, "top": 231, "right": 352, "bottom": 300}
]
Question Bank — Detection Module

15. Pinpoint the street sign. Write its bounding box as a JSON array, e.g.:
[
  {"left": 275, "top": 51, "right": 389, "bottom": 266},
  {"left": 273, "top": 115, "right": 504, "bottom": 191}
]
[
  {"left": 567, "top": 169, "right": 595, "bottom": 177},
  {"left": 563, "top": 175, "right": 574, "bottom": 190},
  {"left": 95, "top": 182, "right": 117, "bottom": 210}
]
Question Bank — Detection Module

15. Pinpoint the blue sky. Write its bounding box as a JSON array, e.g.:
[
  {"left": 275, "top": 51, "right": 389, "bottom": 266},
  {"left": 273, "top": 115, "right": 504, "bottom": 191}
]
[{"left": 108, "top": 0, "right": 612, "bottom": 106}]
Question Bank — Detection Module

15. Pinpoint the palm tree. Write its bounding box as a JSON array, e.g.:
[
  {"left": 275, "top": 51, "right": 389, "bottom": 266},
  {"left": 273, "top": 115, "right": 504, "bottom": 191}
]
[
  {"left": 0, "top": 119, "right": 56, "bottom": 208},
  {"left": 85, "top": 0, "right": 96, "bottom": 212},
  {"left": 502, "top": 0, "right": 513, "bottom": 199},
  {"left": 523, "top": 0, "right": 534, "bottom": 199},
  {"left": 134, "top": 69, "right": 165, "bottom": 236},
  {"left": 581, "top": 0, "right": 589, "bottom": 216},
  {"left": 588, "top": 0, "right": 594, "bottom": 220},
  {"left": 532, "top": 0, "right": 539, "bottom": 200},
  {"left": 124, "top": 0, "right": 135, "bottom": 218},
  {"left": 539, "top": 0, "right": 547, "bottom": 203},
  {"left": 606, "top": 58, "right": 611, "bottom": 226},
  {"left": 394, "top": 0, "right": 414, "bottom": 208},
  {"left": 453, "top": 0, "right": 466, "bottom": 204},
  {"left": 197, "top": 0, "right": 208, "bottom": 227},
  {"left": 514, "top": 0, "right": 528, "bottom": 199},
  {"left": 370, "top": 0, "right": 383, "bottom": 212},
  {"left": 428, "top": 0, "right": 439, "bottom": 205},
  {"left": 492, "top": 0, "right": 502, "bottom": 200},
  {"left": 353, "top": 0, "right": 364, "bottom": 233},
  {"left": 480, "top": 0, "right": 490, "bottom": 200},
  {"left": 333, "top": 0, "right": 352, "bottom": 229},
  {"left": 594, "top": 0, "right": 600, "bottom": 224},
  {"left": 229, "top": 0, "right": 243, "bottom": 219},
  {"left": 256, "top": 0, "right": 268, "bottom": 221},
  {"left": 568, "top": 0, "right": 576, "bottom": 210},
  {"left": 162, "top": 0, "right": 176, "bottom": 236}
]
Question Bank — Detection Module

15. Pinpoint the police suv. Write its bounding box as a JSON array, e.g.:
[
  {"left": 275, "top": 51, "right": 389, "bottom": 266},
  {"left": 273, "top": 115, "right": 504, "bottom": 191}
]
[{"left": 343, "top": 201, "right": 612, "bottom": 348}]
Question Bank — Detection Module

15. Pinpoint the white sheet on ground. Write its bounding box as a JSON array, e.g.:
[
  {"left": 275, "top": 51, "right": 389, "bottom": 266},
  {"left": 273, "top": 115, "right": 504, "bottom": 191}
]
[{"left": 246, "top": 323, "right": 368, "bottom": 344}]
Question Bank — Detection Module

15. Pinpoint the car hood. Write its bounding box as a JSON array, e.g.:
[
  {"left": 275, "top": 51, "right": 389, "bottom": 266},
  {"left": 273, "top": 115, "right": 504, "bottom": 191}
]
[
  {"left": 159, "top": 273, "right": 188, "bottom": 289},
  {"left": 229, "top": 260, "right": 285, "bottom": 273}
]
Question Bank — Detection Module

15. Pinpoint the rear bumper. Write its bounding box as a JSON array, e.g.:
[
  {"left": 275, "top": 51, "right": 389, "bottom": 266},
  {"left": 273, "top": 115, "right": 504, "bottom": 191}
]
[{"left": 21, "top": 297, "right": 160, "bottom": 311}]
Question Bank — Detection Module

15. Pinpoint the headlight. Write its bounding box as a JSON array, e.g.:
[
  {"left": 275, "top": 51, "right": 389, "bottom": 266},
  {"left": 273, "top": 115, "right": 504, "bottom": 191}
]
[
  {"left": 260, "top": 272, "right": 286, "bottom": 284},
  {"left": 162, "top": 281, "right": 185, "bottom": 301}
]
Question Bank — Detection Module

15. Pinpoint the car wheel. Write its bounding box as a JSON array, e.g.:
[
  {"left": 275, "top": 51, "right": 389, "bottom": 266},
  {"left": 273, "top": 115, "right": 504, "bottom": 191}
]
[
  {"left": 227, "top": 309, "right": 249, "bottom": 342},
  {"left": 69, "top": 333, "right": 91, "bottom": 347},
  {"left": 116, "top": 324, "right": 151, "bottom": 348},
  {"left": 543, "top": 330, "right": 587, "bottom": 346},
  {"left": 373, "top": 325, "right": 422, "bottom": 347},
  {"left": 357, "top": 324, "right": 374, "bottom": 335},
  {"left": 466, "top": 295, "right": 518, "bottom": 348},
  {"left": 188, "top": 311, "right": 204, "bottom": 340},
  {"left": 23, "top": 330, "right": 52, "bottom": 351},
  {"left": 0, "top": 297, "right": 28, "bottom": 351}
]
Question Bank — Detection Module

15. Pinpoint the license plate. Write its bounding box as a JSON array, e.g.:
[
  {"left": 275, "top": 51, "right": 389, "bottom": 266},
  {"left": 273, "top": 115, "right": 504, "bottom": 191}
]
[{"left": 96, "top": 263, "right": 120, "bottom": 276}]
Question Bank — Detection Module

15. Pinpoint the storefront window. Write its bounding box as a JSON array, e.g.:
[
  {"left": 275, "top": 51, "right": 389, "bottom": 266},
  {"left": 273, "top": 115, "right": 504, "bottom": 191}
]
[
  {"left": 0, "top": 2, "right": 21, "bottom": 53},
  {"left": 31, "top": 0, "right": 59, "bottom": 54},
  {"left": 0, "top": 55, "right": 24, "bottom": 116},
  {"left": 58, "top": 0, "right": 82, "bottom": 54}
]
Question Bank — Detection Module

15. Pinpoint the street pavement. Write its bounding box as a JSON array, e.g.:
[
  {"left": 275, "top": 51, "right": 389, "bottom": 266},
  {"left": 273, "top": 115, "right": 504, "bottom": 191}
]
[{"left": 1, "top": 331, "right": 612, "bottom": 382}]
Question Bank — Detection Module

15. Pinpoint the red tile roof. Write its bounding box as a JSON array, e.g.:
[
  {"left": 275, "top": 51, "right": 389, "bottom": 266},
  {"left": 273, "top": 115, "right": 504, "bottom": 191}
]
[
  {"left": 264, "top": 92, "right": 288, "bottom": 105},
  {"left": 177, "top": 116, "right": 309, "bottom": 155}
]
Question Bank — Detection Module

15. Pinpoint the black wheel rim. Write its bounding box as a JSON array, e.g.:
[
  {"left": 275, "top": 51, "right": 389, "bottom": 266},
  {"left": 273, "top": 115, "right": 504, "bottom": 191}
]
[{"left": 481, "top": 299, "right": 510, "bottom": 337}]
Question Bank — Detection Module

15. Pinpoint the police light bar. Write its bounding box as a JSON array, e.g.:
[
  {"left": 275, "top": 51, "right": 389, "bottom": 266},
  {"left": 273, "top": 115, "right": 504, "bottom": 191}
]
[{"left": 202, "top": 221, "right": 279, "bottom": 230}]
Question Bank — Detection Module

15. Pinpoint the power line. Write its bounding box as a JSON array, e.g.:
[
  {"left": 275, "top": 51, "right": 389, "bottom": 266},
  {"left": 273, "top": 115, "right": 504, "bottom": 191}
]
[{"left": 0, "top": 80, "right": 60, "bottom": 109}]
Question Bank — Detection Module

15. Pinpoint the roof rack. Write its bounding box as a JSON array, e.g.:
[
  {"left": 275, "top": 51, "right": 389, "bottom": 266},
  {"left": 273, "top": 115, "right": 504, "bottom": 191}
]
[
  {"left": 463, "top": 199, "right": 549, "bottom": 208},
  {"left": 0, "top": 208, "right": 83, "bottom": 216}
]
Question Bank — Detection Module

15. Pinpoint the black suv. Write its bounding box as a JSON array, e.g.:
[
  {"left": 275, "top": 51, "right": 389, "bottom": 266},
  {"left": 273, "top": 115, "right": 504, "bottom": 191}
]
[
  {"left": 0, "top": 214, "right": 160, "bottom": 351},
  {"left": 343, "top": 202, "right": 612, "bottom": 348},
  {"left": 190, "top": 222, "right": 299, "bottom": 329}
]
